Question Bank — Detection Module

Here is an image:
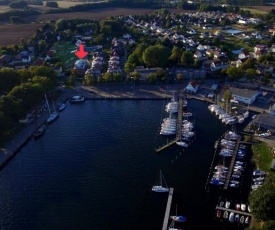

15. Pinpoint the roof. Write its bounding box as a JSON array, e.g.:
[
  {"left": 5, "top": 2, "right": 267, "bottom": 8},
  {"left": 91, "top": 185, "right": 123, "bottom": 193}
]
[
  {"left": 253, "top": 114, "right": 275, "bottom": 132},
  {"left": 230, "top": 87, "right": 260, "bottom": 98}
]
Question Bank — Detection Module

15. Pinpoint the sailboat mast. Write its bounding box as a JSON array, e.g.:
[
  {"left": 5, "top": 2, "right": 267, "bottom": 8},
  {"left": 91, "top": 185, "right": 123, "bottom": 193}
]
[{"left": 45, "top": 94, "right": 51, "bottom": 115}]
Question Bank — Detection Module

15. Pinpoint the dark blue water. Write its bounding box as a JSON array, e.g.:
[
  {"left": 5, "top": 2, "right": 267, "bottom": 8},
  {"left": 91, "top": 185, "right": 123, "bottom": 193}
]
[{"left": 0, "top": 100, "right": 248, "bottom": 230}]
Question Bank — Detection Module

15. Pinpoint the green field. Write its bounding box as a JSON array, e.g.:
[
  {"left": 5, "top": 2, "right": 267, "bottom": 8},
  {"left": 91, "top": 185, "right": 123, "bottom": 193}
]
[
  {"left": 252, "top": 142, "right": 275, "bottom": 175},
  {"left": 55, "top": 42, "right": 78, "bottom": 67},
  {"left": 240, "top": 7, "right": 268, "bottom": 15}
]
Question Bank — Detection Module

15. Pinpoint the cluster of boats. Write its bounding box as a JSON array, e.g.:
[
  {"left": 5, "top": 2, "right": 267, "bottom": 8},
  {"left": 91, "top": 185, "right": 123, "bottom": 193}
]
[
  {"left": 33, "top": 94, "right": 85, "bottom": 139},
  {"left": 176, "top": 119, "right": 195, "bottom": 148},
  {"left": 216, "top": 201, "right": 251, "bottom": 225},
  {"left": 251, "top": 170, "right": 266, "bottom": 191},
  {"left": 210, "top": 131, "right": 249, "bottom": 188},
  {"left": 208, "top": 104, "right": 249, "bottom": 125}
]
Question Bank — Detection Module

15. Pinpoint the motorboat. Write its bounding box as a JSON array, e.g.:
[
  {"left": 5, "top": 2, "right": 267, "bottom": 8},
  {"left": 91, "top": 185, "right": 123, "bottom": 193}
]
[
  {"left": 216, "top": 209, "right": 221, "bottom": 218},
  {"left": 241, "top": 204, "right": 246, "bottom": 211},
  {"left": 210, "top": 179, "right": 224, "bottom": 185},
  {"left": 229, "top": 212, "right": 235, "bottom": 223},
  {"left": 170, "top": 215, "right": 186, "bottom": 223},
  {"left": 229, "top": 183, "right": 239, "bottom": 188},
  {"left": 58, "top": 102, "right": 67, "bottom": 111},
  {"left": 69, "top": 95, "right": 85, "bottom": 103},
  {"left": 225, "top": 201, "right": 230, "bottom": 209},
  {"left": 176, "top": 141, "right": 188, "bottom": 148},
  {"left": 253, "top": 170, "right": 265, "bottom": 176},
  {"left": 235, "top": 214, "right": 240, "bottom": 222},
  {"left": 152, "top": 170, "right": 169, "bottom": 193},
  {"left": 240, "top": 215, "right": 245, "bottom": 224},
  {"left": 236, "top": 204, "right": 241, "bottom": 211},
  {"left": 223, "top": 210, "right": 228, "bottom": 219}
]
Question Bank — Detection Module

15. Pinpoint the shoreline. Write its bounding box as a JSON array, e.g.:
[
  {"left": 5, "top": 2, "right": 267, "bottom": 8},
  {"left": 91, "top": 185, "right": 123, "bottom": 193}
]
[{"left": 0, "top": 83, "right": 272, "bottom": 170}]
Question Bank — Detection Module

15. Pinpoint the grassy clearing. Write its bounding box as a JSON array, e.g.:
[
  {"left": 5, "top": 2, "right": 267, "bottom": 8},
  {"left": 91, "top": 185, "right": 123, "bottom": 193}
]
[
  {"left": 252, "top": 142, "right": 275, "bottom": 175},
  {"left": 55, "top": 41, "right": 78, "bottom": 67},
  {"left": 42, "top": 1, "right": 87, "bottom": 9},
  {"left": 240, "top": 7, "right": 268, "bottom": 15}
]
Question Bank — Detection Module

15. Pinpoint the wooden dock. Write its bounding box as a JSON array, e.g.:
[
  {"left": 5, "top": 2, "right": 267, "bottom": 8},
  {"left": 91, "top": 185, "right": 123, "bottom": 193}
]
[
  {"left": 155, "top": 140, "right": 178, "bottom": 153},
  {"left": 176, "top": 99, "right": 183, "bottom": 141},
  {"left": 162, "top": 188, "right": 174, "bottom": 230},
  {"left": 223, "top": 137, "right": 241, "bottom": 190},
  {"left": 216, "top": 206, "right": 252, "bottom": 217},
  {"left": 155, "top": 98, "right": 184, "bottom": 153}
]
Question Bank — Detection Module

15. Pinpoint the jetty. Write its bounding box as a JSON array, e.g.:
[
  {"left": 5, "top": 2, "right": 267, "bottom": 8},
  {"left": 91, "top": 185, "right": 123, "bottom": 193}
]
[
  {"left": 162, "top": 188, "right": 174, "bottom": 230},
  {"left": 223, "top": 136, "right": 241, "bottom": 190},
  {"left": 155, "top": 98, "right": 184, "bottom": 153}
]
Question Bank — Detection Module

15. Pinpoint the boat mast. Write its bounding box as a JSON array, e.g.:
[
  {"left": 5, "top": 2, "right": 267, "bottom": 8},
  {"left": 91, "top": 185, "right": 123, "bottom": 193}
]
[{"left": 45, "top": 94, "right": 51, "bottom": 115}]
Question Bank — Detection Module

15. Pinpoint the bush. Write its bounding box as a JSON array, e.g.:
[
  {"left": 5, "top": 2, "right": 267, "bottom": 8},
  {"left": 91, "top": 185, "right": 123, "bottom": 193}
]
[
  {"left": 45, "top": 1, "right": 58, "bottom": 8},
  {"left": 9, "top": 0, "right": 28, "bottom": 8}
]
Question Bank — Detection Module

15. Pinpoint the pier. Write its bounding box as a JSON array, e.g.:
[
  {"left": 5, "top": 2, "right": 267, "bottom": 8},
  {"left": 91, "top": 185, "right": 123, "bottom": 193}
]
[
  {"left": 223, "top": 137, "right": 241, "bottom": 190},
  {"left": 162, "top": 188, "right": 174, "bottom": 230},
  {"left": 155, "top": 99, "right": 184, "bottom": 153},
  {"left": 216, "top": 206, "right": 252, "bottom": 217}
]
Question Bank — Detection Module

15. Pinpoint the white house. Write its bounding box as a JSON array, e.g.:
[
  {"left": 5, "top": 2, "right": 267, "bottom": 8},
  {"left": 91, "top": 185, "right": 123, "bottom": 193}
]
[
  {"left": 238, "top": 50, "right": 250, "bottom": 60},
  {"left": 185, "top": 80, "right": 199, "bottom": 93},
  {"left": 230, "top": 87, "right": 261, "bottom": 105}
]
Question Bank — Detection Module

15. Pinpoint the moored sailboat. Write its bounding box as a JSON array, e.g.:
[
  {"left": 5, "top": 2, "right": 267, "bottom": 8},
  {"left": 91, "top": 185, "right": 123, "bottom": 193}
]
[{"left": 152, "top": 170, "right": 169, "bottom": 193}]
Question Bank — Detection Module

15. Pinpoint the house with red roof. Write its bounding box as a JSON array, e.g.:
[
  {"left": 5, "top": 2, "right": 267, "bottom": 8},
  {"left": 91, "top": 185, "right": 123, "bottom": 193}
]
[{"left": 185, "top": 80, "right": 199, "bottom": 93}]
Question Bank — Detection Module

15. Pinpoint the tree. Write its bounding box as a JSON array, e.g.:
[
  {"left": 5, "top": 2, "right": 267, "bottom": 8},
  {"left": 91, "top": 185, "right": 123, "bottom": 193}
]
[
  {"left": 45, "top": 1, "right": 58, "bottom": 7},
  {"left": 176, "top": 73, "right": 183, "bottom": 81},
  {"left": 10, "top": 16, "right": 22, "bottom": 24},
  {"left": 223, "top": 89, "right": 232, "bottom": 106},
  {"left": 181, "top": 51, "right": 194, "bottom": 67},
  {"left": 245, "top": 68, "right": 257, "bottom": 82},
  {"left": 263, "top": 221, "right": 275, "bottom": 230},
  {"left": 113, "top": 73, "right": 122, "bottom": 82},
  {"left": 226, "top": 66, "right": 243, "bottom": 80},
  {"left": 84, "top": 74, "right": 96, "bottom": 85},
  {"left": 142, "top": 45, "right": 170, "bottom": 67},
  {"left": 169, "top": 46, "right": 182, "bottom": 64},
  {"left": 130, "top": 71, "right": 141, "bottom": 82},
  {"left": 9, "top": 0, "right": 28, "bottom": 8},
  {"left": 249, "top": 178, "right": 275, "bottom": 222},
  {"left": 0, "top": 68, "right": 19, "bottom": 93}
]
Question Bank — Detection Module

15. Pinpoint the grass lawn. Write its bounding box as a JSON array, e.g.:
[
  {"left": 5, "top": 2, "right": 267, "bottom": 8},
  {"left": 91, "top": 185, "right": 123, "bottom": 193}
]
[
  {"left": 252, "top": 142, "right": 275, "bottom": 175},
  {"left": 55, "top": 41, "right": 78, "bottom": 67},
  {"left": 240, "top": 7, "right": 268, "bottom": 15}
]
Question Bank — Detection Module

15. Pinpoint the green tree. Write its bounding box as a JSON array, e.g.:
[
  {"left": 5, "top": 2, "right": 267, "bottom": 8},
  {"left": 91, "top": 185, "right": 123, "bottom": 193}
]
[
  {"left": 223, "top": 89, "right": 232, "bottom": 105},
  {"left": 249, "top": 179, "right": 275, "bottom": 222},
  {"left": 84, "top": 74, "right": 96, "bottom": 85},
  {"left": 146, "top": 73, "right": 157, "bottom": 83},
  {"left": 226, "top": 66, "right": 243, "bottom": 80},
  {"left": 169, "top": 46, "right": 182, "bottom": 64},
  {"left": 17, "top": 68, "right": 31, "bottom": 83},
  {"left": 102, "top": 72, "right": 112, "bottom": 82},
  {"left": 263, "top": 220, "right": 275, "bottom": 230},
  {"left": 180, "top": 51, "right": 194, "bottom": 67},
  {"left": 0, "top": 68, "right": 19, "bottom": 93},
  {"left": 130, "top": 71, "right": 141, "bottom": 82},
  {"left": 245, "top": 68, "right": 257, "bottom": 82},
  {"left": 45, "top": 1, "right": 58, "bottom": 7},
  {"left": 142, "top": 45, "right": 170, "bottom": 67},
  {"left": 29, "top": 66, "right": 57, "bottom": 83},
  {"left": 113, "top": 73, "right": 122, "bottom": 82}
]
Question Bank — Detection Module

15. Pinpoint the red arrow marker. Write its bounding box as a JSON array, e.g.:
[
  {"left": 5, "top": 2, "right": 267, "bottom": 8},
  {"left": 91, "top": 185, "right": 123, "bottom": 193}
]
[{"left": 75, "top": 44, "right": 88, "bottom": 59}]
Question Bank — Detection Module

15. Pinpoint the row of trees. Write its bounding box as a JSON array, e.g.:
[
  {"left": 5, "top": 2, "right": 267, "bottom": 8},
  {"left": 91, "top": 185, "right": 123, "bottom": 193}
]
[
  {"left": 0, "top": 66, "right": 57, "bottom": 140},
  {"left": 125, "top": 44, "right": 198, "bottom": 72}
]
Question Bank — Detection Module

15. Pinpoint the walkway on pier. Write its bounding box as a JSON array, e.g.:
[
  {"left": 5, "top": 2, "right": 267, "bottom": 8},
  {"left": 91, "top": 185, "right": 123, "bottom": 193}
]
[
  {"left": 155, "top": 99, "right": 184, "bottom": 153},
  {"left": 176, "top": 99, "right": 183, "bottom": 141},
  {"left": 162, "top": 188, "right": 174, "bottom": 230},
  {"left": 223, "top": 136, "right": 241, "bottom": 190},
  {"left": 216, "top": 206, "right": 252, "bottom": 217}
]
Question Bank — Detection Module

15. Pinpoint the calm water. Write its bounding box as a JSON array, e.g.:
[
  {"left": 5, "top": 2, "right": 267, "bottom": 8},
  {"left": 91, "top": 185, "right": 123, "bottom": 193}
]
[{"left": 0, "top": 100, "right": 249, "bottom": 230}]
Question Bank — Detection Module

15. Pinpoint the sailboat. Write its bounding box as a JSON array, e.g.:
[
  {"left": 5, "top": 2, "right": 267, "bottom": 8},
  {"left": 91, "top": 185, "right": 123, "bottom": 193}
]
[
  {"left": 168, "top": 220, "right": 184, "bottom": 230},
  {"left": 152, "top": 170, "right": 169, "bottom": 193},
  {"left": 33, "top": 123, "right": 46, "bottom": 139},
  {"left": 170, "top": 204, "right": 187, "bottom": 223},
  {"left": 45, "top": 94, "right": 59, "bottom": 124}
]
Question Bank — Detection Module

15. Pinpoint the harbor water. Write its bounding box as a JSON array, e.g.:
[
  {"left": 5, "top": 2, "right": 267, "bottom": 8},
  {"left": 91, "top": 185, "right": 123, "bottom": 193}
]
[{"left": 0, "top": 99, "right": 250, "bottom": 230}]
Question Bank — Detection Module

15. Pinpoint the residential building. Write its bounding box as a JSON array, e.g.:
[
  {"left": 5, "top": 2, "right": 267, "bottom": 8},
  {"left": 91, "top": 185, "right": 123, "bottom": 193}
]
[{"left": 185, "top": 80, "right": 199, "bottom": 93}]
